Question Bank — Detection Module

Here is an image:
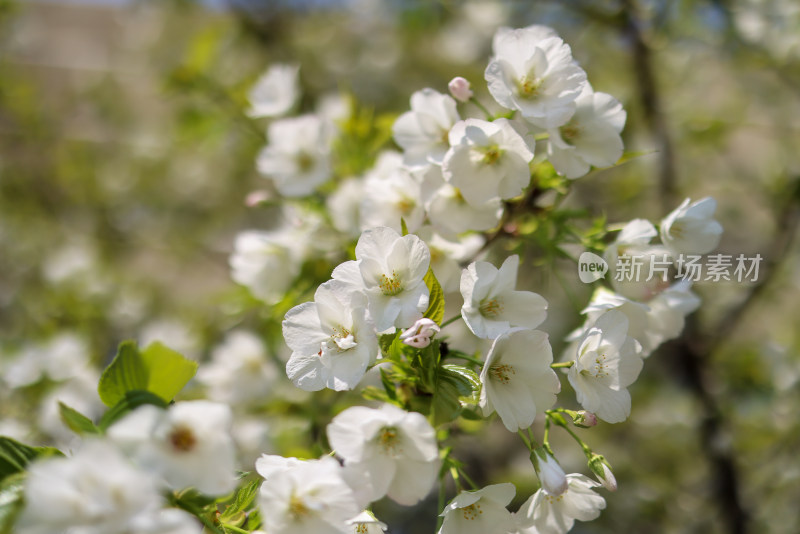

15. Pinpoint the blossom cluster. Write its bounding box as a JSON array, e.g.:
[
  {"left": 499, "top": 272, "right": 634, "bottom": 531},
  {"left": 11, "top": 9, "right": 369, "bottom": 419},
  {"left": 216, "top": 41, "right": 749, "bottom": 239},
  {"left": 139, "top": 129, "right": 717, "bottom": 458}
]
[{"left": 1, "top": 21, "right": 726, "bottom": 534}]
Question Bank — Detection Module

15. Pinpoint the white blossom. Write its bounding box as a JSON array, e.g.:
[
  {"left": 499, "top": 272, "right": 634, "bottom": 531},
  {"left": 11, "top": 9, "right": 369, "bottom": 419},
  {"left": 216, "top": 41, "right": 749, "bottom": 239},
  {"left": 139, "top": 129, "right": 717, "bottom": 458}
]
[
  {"left": 426, "top": 183, "right": 504, "bottom": 239},
  {"left": 485, "top": 25, "right": 587, "bottom": 128},
  {"left": 327, "top": 404, "right": 440, "bottom": 506},
  {"left": 392, "top": 88, "right": 460, "bottom": 167},
  {"left": 660, "top": 197, "right": 723, "bottom": 256},
  {"left": 516, "top": 474, "right": 606, "bottom": 534},
  {"left": 258, "top": 457, "right": 360, "bottom": 534},
  {"left": 230, "top": 230, "right": 298, "bottom": 304},
  {"left": 248, "top": 63, "right": 299, "bottom": 118},
  {"left": 567, "top": 310, "right": 644, "bottom": 424},
  {"left": 2, "top": 332, "right": 89, "bottom": 388},
  {"left": 332, "top": 226, "right": 430, "bottom": 331},
  {"left": 418, "top": 228, "right": 485, "bottom": 293},
  {"left": 546, "top": 84, "right": 626, "bottom": 178},
  {"left": 461, "top": 255, "right": 548, "bottom": 339},
  {"left": 196, "top": 330, "right": 277, "bottom": 405},
  {"left": 443, "top": 118, "right": 534, "bottom": 207},
  {"left": 283, "top": 279, "right": 378, "bottom": 391},
  {"left": 360, "top": 165, "right": 426, "bottom": 234},
  {"left": 438, "top": 483, "right": 517, "bottom": 534},
  {"left": 17, "top": 440, "right": 167, "bottom": 534},
  {"left": 480, "top": 328, "right": 560, "bottom": 432},
  {"left": 604, "top": 219, "right": 673, "bottom": 302},
  {"left": 328, "top": 177, "right": 366, "bottom": 237},
  {"left": 257, "top": 114, "right": 331, "bottom": 196},
  {"left": 107, "top": 401, "right": 238, "bottom": 495},
  {"left": 347, "top": 511, "right": 388, "bottom": 534}
]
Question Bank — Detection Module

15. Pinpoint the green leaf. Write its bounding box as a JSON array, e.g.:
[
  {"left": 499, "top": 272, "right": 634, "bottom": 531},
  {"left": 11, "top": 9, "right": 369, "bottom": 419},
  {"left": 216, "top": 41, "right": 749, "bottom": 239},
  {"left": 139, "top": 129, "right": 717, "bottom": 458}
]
[
  {"left": 423, "top": 268, "right": 445, "bottom": 325},
  {"left": 400, "top": 217, "right": 409, "bottom": 236},
  {"left": 0, "top": 473, "right": 25, "bottom": 534},
  {"left": 97, "top": 390, "right": 169, "bottom": 431},
  {"left": 98, "top": 340, "right": 198, "bottom": 407},
  {"left": 431, "top": 378, "right": 463, "bottom": 426},
  {"left": 58, "top": 402, "right": 100, "bottom": 436},
  {"left": 0, "top": 437, "right": 62, "bottom": 482},
  {"left": 379, "top": 368, "right": 398, "bottom": 402},
  {"left": 440, "top": 364, "right": 481, "bottom": 399},
  {"left": 429, "top": 363, "right": 482, "bottom": 427},
  {"left": 220, "top": 479, "right": 260, "bottom": 521}
]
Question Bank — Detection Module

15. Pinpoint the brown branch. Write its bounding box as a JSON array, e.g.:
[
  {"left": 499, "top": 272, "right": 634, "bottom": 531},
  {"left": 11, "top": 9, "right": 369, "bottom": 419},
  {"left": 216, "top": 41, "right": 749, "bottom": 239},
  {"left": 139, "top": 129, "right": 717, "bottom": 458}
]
[{"left": 620, "top": 0, "right": 679, "bottom": 213}]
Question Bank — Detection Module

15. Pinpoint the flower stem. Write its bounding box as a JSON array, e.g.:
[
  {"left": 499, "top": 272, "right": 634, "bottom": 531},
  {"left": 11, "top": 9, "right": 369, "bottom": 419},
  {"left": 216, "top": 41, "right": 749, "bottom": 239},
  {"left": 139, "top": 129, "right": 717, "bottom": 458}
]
[
  {"left": 440, "top": 314, "right": 462, "bottom": 328},
  {"left": 437, "top": 475, "right": 447, "bottom": 530},
  {"left": 469, "top": 96, "right": 493, "bottom": 120},
  {"left": 518, "top": 430, "right": 532, "bottom": 451},
  {"left": 550, "top": 361, "right": 575, "bottom": 369},
  {"left": 458, "top": 467, "right": 479, "bottom": 490},
  {"left": 449, "top": 466, "right": 463, "bottom": 492},
  {"left": 221, "top": 525, "right": 249, "bottom": 534},
  {"left": 548, "top": 411, "right": 592, "bottom": 455}
]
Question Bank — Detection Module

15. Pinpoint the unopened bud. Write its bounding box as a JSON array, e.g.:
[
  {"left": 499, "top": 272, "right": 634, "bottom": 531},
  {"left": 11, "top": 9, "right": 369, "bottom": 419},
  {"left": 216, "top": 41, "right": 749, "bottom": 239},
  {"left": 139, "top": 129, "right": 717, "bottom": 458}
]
[
  {"left": 588, "top": 454, "right": 617, "bottom": 492},
  {"left": 448, "top": 77, "right": 473, "bottom": 103},
  {"left": 399, "top": 318, "right": 440, "bottom": 348},
  {"left": 531, "top": 447, "right": 568, "bottom": 496},
  {"left": 573, "top": 410, "right": 597, "bottom": 428},
  {"left": 245, "top": 190, "right": 272, "bottom": 207}
]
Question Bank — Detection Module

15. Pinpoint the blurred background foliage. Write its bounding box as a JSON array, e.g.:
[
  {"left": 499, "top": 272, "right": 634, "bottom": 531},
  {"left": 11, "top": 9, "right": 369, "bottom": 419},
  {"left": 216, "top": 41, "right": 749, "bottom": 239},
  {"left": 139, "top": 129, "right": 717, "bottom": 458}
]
[{"left": 0, "top": 0, "right": 799, "bottom": 533}]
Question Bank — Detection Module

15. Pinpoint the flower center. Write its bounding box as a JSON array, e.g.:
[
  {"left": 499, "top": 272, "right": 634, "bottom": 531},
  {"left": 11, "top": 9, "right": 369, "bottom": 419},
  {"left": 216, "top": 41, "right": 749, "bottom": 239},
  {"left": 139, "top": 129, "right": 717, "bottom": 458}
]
[
  {"left": 288, "top": 494, "right": 311, "bottom": 520},
  {"left": 560, "top": 124, "right": 581, "bottom": 143},
  {"left": 479, "top": 298, "right": 503, "bottom": 318},
  {"left": 355, "top": 524, "right": 368, "bottom": 533},
  {"left": 580, "top": 350, "right": 609, "bottom": 379},
  {"left": 396, "top": 196, "right": 416, "bottom": 215},
  {"left": 169, "top": 425, "right": 197, "bottom": 453},
  {"left": 330, "top": 325, "right": 356, "bottom": 351},
  {"left": 481, "top": 145, "right": 504, "bottom": 166},
  {"left": 517, "top": 75, "right": 542, "bottom": 99},
  {"left": 461, "top": 502, "right": 484, "bottom": 520},
  {"left": 377, "top": 426, "right": 401, "bottom": 454},
  {"left": 544, "top": 493, "right": 566, "bottom": 503},
  {"left": 379, "top": 271, "right": 403, "bottom": 296},
  {"left": 295, "top": 151, "right": 315, "bottom": 173},
  {"left": 490, "top": 364, "right": 516, "bottom": 385}
]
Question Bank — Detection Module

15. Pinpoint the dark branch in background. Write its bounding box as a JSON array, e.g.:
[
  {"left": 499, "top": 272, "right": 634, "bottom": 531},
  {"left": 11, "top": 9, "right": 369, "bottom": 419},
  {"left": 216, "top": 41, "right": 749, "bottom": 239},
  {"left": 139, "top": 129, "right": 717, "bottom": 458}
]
[
  {"left": 614, "top": 1, "right": 749, "bottom": 532},
  {"left": 619, "top": 0, "right": 678, "bottom": 213}
]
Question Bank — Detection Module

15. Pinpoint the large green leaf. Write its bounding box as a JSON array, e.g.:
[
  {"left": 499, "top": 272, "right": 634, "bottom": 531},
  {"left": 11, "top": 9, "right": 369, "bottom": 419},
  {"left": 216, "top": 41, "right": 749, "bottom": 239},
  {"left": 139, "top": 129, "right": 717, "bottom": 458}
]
[
  {"left": 423, "top": 268, "right": 445, "bottom": 325},
  {"left": 98, "top": 340, "right": 197, "bottom": 407},
  {"left": 0, "top": 437, "right": 62, "bottom": 482}
]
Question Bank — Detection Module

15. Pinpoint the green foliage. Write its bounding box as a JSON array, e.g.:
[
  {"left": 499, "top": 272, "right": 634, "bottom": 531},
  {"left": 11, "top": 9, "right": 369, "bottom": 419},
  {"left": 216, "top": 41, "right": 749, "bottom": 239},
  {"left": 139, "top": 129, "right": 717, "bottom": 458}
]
[
  {"left": 58, "top": 403, "right": 100, "bottom": 436},
  {"left": 98, "top": 341, "right": 198, "bottom": 408},
  {"left": 423, "top": 268, "right": 445, "bottom": 326},
  {"left": 331, "top": 101, "right": 397, "bottom": 177},
  {"left": 219, "top": 478, "right": 261, "bottom": 528},
  {"left": 0, "top": 473, "right": 25, "bottom": 534},
  {"left": 97, "top": 390, "right": 170, "bottom": 431},
  {"left": 431, "top": 364, "right": 481, "bottom": 426},
  {"left": 0, "top": 437, "right": 62, "bottom": 482}
]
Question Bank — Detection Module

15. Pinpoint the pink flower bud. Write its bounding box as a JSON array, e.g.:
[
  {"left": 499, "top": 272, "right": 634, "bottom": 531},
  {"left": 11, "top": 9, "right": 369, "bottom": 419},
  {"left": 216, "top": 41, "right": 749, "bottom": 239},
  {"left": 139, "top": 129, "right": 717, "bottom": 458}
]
[
  {"left": 399, "top": 318, "right": 440, "bottom": 348},
  {"left": 245, "top": 190, "right": 272, "bottom": 207},
  {"left": 448, "top": 77, "right": 473, "bottom": 103},
  {"left": 575, "top": 410, "right": 598, "bottom": 428}
]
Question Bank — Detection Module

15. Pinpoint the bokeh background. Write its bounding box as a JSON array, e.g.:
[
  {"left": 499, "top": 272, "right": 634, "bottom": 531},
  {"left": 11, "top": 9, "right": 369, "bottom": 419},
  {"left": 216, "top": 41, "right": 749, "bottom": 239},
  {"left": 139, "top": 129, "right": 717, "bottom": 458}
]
[{"left": 1, "top": 1, "right": 799, "bottom": 533}]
